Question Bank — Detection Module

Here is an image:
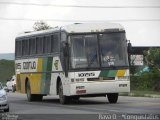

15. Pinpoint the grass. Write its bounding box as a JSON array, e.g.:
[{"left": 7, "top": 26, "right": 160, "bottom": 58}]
[{"left": 131, "top": 90, "right": 160, "bottom": 95}]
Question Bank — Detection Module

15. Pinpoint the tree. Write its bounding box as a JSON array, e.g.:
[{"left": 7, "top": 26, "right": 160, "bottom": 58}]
[
  {"left": 0, "top": 60, "right": 15, "bottom": 85},
  {"left": 33, "top": 21, "right": 52, "bottom": 31},
  {"left": 144, "top": 48, "right": 160, "bottom": 91},
  {"left": 144, "top": 48, "right": 160, "bottom": 71}
]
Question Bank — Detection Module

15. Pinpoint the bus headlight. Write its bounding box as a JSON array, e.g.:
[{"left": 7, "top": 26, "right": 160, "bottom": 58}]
[
  {"left": 117, "top": 76, "right": 129, "bottom": 81},
  {"left": 0, "top": 95, "right": 7, "bottom": 101}
]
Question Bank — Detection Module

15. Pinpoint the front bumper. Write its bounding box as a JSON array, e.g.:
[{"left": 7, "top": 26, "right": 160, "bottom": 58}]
[
  {"left": 69, "top": 81, "right": 130, "bottom": 96},
  {"left": 0, "top": 100, "right": 9, "bottom": 110}
]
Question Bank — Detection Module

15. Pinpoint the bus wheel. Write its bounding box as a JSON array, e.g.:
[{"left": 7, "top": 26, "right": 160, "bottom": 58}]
[
  {"left": 58, "top": 81, "right": 70, "bottom": 104},
  {"left": 26, "top": 81, "right": 43, "bottom": 102},
  {"left": 35, "top": 95, "right": 43, "bottom": 101},
  {"left": 4, "top": 106, "right": 9, "bottom": 112},
  {"left": 107, "top": 93, "right": 118, "bottom": 103},
  {"left": 12, "top": 85, "right": 16, "bottom": 93},
  {"left": 71, "top": 96, "right": 80, "bottom": 101}
]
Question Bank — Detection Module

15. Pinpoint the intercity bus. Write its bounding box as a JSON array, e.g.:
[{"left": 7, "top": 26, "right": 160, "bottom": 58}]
[{"left": 15, "top": 22, "right": 130, "bottom": 104}]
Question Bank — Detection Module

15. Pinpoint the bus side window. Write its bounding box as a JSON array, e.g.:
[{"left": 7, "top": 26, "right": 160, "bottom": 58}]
[
  {"left": 36, "top": 37, "right": 43, "bottom": 55},
  {"left": 51, "top": 33, "right": 60, "bottom": 53},
  {"left": 43, "top": 36, "right": 47, "bottom": 54},
  {"left": 22, "top": 39, "right": 29, "bottom": 56},
  {"left": 43, "top": 35, "right": 51, "bottom": 54},
  {"left": 47, "top": 35, "right": 52, "bottom": 53},
  {"left": 51, "top": 35, "right": 54, "bottom": 53},
  {"left": 15, "top": 40, "right": 22, "bottom": 57},
  {"left": 29, "top": 38, "right": 36, "bottom": 55},
  {"left": 22, "top": 40, "right": 25, "bottom": 56}
]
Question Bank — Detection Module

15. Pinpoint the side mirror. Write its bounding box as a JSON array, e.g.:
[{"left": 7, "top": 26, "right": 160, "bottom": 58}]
[
  {"left": 127, "top": 41, "right": 132, "bottom": 67},
  {"left": 127, "top": 41, "right": 132, "bottom": 53}
]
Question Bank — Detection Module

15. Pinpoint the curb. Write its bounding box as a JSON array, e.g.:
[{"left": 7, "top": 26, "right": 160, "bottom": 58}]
[
  {"left": 143, "top": 94, "right": 160, "bottom": 98},
  {"left": 120, "top": 93, "right": 160, "bottom": 98}
]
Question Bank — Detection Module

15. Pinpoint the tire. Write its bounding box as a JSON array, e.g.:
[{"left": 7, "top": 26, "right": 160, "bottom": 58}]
[
  {"left": 71, "top": 96, "right": 80, "bottom": 101},
  {"left": 26, "top": 81, "right": 43, "bottom": 102},
  {"left": 4, "top": 106, "right": 9, "bottom": 112},
  {"left": 58, "top": 81, "right": 70, "bottom": 104},
  {"left": 107, "top": 93, "right": 119, "bottom": 103},
  {"left": 35, "top": 95, "right": 43, "bottom": 101},
  {"left": 26, "top": 81, "right": 33, "bottom": 101},
  {"left": 6, "top": 89, "right": 9, "bottom": 92},
  {"left": 12, "top": 85, "right": 16, "bottom": 93}
]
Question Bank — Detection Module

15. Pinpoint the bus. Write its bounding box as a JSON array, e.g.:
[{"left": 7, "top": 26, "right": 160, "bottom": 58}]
[{"left": 15, "top": 22, "right": 130, "bottom": 104}]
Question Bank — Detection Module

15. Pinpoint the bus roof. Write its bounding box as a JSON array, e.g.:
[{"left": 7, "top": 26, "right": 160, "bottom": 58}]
[
  {"left": 62, "top": 22, "right": 124, "bottom": 33},
  {"left": 16, "top": 27, "right": 60, "bottom": 39},
  {"left": 16, "top": 22, "right": 124, "bottom": 39}
]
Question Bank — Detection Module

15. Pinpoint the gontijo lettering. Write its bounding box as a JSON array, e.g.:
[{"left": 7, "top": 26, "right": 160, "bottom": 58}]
[
  {"left": 16, "top": 61, "right": 37, "bottom": 70},
  {"left": 23, "top": 61, "right": 36, "bottom": 69}
]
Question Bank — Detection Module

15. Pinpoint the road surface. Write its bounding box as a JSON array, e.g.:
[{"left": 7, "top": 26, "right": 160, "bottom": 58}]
[{"left": 0, "top": 92, "right": 160, "bottom": 120}]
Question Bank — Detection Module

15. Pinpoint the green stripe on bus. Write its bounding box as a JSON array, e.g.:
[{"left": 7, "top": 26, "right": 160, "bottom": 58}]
[
  {"left": 40, "top": 57, "right": 53, "bottom": 94},
  {"left": 45, "top": 57, "right": 53, "bottom": 94},
  {"left": 47, "top": 57, "right": 53, "bottom": 72},
  {"left": 99, "top": 70, "right": 117, "bottom": 77},
  {"left": 40, "top": 58, "right": 47, "bottom": 94}
]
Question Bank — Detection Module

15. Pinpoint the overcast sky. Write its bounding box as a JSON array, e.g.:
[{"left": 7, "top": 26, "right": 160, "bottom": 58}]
[{"left": 0, "top": 0, "right": 160, "bottom": 53}]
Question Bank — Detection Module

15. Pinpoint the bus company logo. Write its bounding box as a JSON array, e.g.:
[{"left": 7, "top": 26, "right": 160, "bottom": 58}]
[
  {"left": 54, "top": 60, "right": 59, "bottom": 70},
  {"left": 78, "top": 72, "right": 95, "bottom": 77}
]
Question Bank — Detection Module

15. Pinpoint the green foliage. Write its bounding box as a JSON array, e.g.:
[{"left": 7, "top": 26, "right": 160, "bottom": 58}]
[
  {"left": 0, "top": 60, "right": 15, "bottom": 85},
  {"left": 131, "top": 48, "right": 160, "bottom": 91},
  {"left": 131, "top": 68, "right": 160, "bottom": 91},
  {"left": 33, "top": 21, "right": 52, "bottom": 31},
  {"left": 144, "top": 48, "right": 160, "bottom": 70}
]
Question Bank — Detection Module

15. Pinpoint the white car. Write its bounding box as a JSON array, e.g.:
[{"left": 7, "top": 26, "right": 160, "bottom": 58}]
[
  {"left": 0, "top": 82, "right": 9, "bottom": 112},
  {"left": 6, "top": 75, "right": 16, "bottom": 92}
]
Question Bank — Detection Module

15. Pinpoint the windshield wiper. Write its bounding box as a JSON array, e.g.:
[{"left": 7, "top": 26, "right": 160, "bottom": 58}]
[{"left": 88, "top": 48, "right": 99, "bottom": 67}]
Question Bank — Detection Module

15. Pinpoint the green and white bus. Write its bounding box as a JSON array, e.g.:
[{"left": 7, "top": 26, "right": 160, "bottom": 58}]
[{"left": 15, "top": 22, "right": 130, "bottom": 104}]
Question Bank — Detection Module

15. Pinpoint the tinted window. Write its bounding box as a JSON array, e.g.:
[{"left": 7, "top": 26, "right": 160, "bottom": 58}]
[
  {"left": 22, "top": 39, "right": 29, "bottom": 56},
  {"left": 70, "top": 35, "right": 99, "bottom": 68},
  {"left": 43, "top": 36, "right": 51, "bottom": 54},
  {"left": 100, "top": 33, "right": 128, "bottom": 67},
  {"left": 15, "top": 41, "right": 22, "bottom": 57},
  {"left": 36, "top": 37, "right": 43, "bottom": 54},
  {"left": 51, "top": 33, "right": 60, "bottom": 53},
  {"left": 29, "top": 38, "right": 36, "bottom": 55}
]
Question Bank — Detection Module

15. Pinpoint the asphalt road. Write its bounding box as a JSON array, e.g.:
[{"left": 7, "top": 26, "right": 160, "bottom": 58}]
[{"left": 1, "top": 92, "right": 160, "bottom": 120}]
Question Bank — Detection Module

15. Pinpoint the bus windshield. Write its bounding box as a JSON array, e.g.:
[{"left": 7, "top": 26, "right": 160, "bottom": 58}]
[
  {"left": 70, "top": 32, "right": 129, "bottom": 69},
  {"left": 100, "top": 32, "right": 129, "bottom": 67},
  {"left": 70, "top": 35, "right": 99, "bottom": 68}
]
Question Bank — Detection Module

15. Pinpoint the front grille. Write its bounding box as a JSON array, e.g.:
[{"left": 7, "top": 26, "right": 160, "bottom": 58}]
[
  {"left": 87, "top": 77, "right": 115, "bottom": 81},
  {"left": 0, "top": 104, "right": 7, "bottom": 107}
]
